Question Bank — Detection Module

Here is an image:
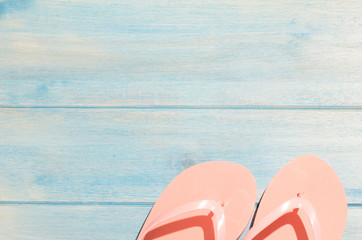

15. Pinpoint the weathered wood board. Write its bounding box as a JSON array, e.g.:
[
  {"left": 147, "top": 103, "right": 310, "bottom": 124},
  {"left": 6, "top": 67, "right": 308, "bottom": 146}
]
[
  {"left": 1, "top": 1, "right": 362, "bottom": 107},
  {"left": 0, "top": 204, "right": 360, "bottom": 240},
  {"left": 0, "top": 109, "right": 361, "bottom": 203}
]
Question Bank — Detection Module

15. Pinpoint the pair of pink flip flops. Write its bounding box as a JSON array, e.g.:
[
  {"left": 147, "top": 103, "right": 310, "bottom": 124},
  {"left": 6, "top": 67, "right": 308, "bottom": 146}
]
[{"left": 136, "top": 155, "right": 347, "bottom": 239}]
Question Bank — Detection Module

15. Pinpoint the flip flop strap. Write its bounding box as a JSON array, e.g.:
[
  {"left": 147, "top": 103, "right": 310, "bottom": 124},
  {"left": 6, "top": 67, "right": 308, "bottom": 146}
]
[
  {"left": 138, "top": 200, "right": 226, "bottom": 240},
  {"left": 243, "top": 195, "right": 322, "bottom": 240}
]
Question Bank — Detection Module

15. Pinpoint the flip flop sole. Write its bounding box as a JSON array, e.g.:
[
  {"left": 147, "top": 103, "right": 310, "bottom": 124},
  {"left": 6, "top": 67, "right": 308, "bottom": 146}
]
[
  {"left": 137, "top": 161, "right": 257, "bottom": 239},
  {"left": 252, "top": 155, "right": 347, "bottom": 240}
]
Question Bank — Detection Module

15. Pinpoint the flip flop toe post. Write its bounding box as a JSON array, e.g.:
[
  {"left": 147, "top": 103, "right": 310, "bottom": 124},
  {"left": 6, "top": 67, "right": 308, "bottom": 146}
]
[{"left": 136, "top": 161, "right": 257, "bottom": 240}]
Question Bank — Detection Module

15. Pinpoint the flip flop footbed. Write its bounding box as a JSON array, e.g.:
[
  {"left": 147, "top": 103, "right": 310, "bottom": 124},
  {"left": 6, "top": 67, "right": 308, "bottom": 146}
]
[
  {"left": 137, "top": 161, "right": 257, "bottom": 240},
  {"left": 252, "top": 155, "right": 347, "bottom": 240}
]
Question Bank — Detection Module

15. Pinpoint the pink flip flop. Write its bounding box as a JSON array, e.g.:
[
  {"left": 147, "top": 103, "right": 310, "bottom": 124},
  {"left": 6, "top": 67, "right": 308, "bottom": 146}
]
[
  {"left": 244, "top": 155, "right": 347, "bottom": 240},
  {"left": 136, "top": 161, "right": 257, "bottom": 240}
]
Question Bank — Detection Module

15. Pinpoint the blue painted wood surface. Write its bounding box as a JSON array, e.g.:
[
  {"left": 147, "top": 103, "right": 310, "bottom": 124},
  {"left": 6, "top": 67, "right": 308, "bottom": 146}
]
[
  {"left": 0, "top": 0, "right": 361, "bottom": 239},
  {"left": 1, "top": 108, "right": 362, "bottom": 203}
]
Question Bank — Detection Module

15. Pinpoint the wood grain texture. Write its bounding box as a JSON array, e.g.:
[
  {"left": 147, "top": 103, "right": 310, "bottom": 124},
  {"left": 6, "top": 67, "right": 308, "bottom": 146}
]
[
  {"left": 0, "top": 204, "right": 360, "bottom": 240},
  {"left": 0, "top": 204, "right": 149, "bottom": 240},
  {"left": 1, "top": 0, "right": 362, "bottom": 106},
  {"left": 1, "top": 109, "right": 361, "bottom": 203},
  {"left": 1, "top": 0, "right": 361, "bottom": 238}
]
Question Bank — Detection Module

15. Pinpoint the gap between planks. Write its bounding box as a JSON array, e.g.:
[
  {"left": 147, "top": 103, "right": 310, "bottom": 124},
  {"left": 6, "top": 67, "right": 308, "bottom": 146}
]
[{"left": 1, "top": 105, "right": 362, "bottom": 111}]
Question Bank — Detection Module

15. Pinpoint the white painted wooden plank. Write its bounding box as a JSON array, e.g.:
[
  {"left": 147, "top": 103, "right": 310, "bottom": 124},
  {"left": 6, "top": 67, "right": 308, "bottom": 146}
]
[
  {"left": 1, "top": 0, "right": 362, "bottom": 106},
  {"left": 0, "top": 204, "right": 149, "bottom": 240},
  {"left": 1, "top": 80, "right": 362, "bottom": 107},
  {"left": 0, "top": 109, "right": 361, "bottom": 203},
  {"left": 344, "top": 206, "right": 362, "bottom": 240},
  {"left": 0, "top": 205, "right": 360, "bottom": 240}
]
